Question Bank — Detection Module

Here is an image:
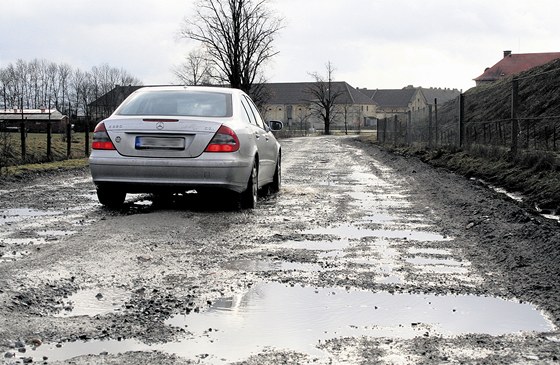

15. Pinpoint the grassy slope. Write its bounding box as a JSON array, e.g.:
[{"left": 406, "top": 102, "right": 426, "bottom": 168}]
[{"left": 366, "top": 59, "right": 560, "bottom": 212}]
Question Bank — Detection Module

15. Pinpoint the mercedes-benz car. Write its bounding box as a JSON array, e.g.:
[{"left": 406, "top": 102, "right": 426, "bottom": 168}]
[{"left": 89, "top": 86, "right": 282, "bottom": 209}]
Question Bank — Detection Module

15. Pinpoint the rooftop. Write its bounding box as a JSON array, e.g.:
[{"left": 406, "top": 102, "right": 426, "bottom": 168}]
[{"left": 474, "top": 51, "right": 560, "bottom": 82}]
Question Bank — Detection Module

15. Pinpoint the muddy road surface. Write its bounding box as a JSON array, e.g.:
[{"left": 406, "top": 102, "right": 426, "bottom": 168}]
[{"left": 1, "top": 136, "right": 559, "bottom": 364}]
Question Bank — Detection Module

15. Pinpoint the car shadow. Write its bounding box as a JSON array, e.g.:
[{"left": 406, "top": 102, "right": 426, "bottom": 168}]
[{"left": 98, "top": 189, "right": 279, "bottom": 215}]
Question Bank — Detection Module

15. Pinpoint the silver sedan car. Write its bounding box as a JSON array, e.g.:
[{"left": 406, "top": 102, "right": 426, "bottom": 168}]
[{"left": 89, "top": 86, "right": 282, "bottom": 209}]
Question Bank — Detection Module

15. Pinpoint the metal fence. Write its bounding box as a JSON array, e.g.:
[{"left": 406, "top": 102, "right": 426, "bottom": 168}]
[
  {"left": 0, "top": 118, "right": 92, "bottom": 169},
  {"left": 377, "top": 61, "right": 560, "bottom": 158}
]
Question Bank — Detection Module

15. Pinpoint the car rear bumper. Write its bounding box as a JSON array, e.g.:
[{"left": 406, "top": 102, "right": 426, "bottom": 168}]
[{"left": 89, "top": 153, "right": 252, "bottom": 193}]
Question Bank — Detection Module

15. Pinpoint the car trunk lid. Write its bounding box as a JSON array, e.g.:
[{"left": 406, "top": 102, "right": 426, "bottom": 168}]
[{"left": 103, "top": 117, "right": 224, "bottom": 158}]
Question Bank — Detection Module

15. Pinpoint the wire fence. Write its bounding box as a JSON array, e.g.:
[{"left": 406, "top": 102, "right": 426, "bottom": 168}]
[
  {"left": 0, "top": 118, "right": 91, "bottom": 171},
  {"left": 377, "top": 60, "right": 560, "bottom": 159}
]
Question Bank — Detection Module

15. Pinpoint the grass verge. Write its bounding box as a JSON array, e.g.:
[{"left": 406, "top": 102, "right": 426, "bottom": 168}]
[
  {"left": 0, "top": 158, "right": 89, "bottom": 182},
  {"left": 358, "top": 135, "right": 560, "bottom": 213}
]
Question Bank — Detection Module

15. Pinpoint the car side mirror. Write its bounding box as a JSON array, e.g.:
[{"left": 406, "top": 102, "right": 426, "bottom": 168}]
[{"left": 268, "top": 120, "right": 283, "bottom": 131}]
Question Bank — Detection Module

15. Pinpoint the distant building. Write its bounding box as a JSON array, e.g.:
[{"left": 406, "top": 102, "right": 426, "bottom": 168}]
[
  {"left": 88, "top": 85, "right": 143, "bottom": 121},
  {"left": 358, "top": 86, "right": 460, "bottom": 121},
  {"left": 0, "top": 108, "right": 68, "bottom": 132},
  {"left": 260, "top": 82, "right": 377, "bottom": 131},
  {"left": 474, "top": 50, "right": 560, "bottom": 85}
]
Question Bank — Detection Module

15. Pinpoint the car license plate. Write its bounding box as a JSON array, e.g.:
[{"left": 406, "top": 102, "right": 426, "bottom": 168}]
[{"left": 135, "top": 136, "right": 185, "bottom": 150}]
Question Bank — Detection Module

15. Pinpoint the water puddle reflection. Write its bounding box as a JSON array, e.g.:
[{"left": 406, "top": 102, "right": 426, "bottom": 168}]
[
  {"left": 408, "top": 248, "right": 453, "bottom": 255},
  {"left": 224, "top": 259, "right": 323, "bottom": 272},
  {"left": 305, "top": 224, "right": 451, "bottom": 241},
  {"left": 26, "top": 282, "right": 555, "bottom": 364},
  {"left": 54, "top": 288, "right": 130, "bottom": 317},
  {"left": 0, "top": 250, "right": 30, "bottom": 262},
  {"left": 0, "top": 208, "right": 61, "bottom": 225},
  {"left": 406, "top": 256, "right": 468, "bottom": 267}
]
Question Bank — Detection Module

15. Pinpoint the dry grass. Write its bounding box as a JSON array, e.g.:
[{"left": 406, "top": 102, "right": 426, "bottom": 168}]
[
  {"left": 364, "top": 138, "right": 560, "bottom": 211},
  {"left": 1, "top": 132, "right": 89, "bottom": 165},
  {"left": 0, "top": 132, "right": 90, "bottom": 177}
]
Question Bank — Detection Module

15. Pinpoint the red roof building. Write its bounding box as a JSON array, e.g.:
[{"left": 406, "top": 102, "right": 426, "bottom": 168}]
[{"left": 474, "top": 51, "right": 560, "bottom": 85}]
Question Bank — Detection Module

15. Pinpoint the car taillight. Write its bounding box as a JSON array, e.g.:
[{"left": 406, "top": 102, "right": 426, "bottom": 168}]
[
  {"left": 205, "top": 125, "right": 240, "bottom": 152},
  {"left": 92, "top": 122, "right": 116, "bottom": 150}
]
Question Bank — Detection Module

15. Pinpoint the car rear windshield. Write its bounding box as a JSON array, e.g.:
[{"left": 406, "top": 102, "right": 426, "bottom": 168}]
[{"left": 116, "top": 90, "right": 233, "bottom": 117}]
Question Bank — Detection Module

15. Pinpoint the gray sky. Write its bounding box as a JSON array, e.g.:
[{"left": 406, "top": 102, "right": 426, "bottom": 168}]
[{"left": 1, "top": 0, "right": 559, "bottom": 92}]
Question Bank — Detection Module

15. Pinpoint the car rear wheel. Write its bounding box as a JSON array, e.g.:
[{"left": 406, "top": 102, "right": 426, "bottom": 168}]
[
  {"left": 96, "top": 186, "right": 126, "bottom": 209},
  {"left": 239, "top": 161, "right": 258, "bottom": 209}
]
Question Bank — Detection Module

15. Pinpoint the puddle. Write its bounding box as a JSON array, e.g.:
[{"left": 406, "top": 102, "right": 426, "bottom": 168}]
[
  {"left": 0, "top": 208, "right": 61, "bottom": 225},
  {"left": 476, "top": 179, "right": 524, "bottom": 203},
  {"left": 416, "top": 265, "right": 471, "bottom": 275},
  {"left": 408, "top": 248, "right": 453, "bottom": 256},
  {"left": 475, "top": 179, "right": 560, "bottom": 223},
  {"left": 54, "top": 288, "right": 130, "bottom": 317},
  {"left": 347, "top": 191, "right": 412, "bottom": 212},
  {"left": 224, "top": 259, "right": 323, "bottom": 272},
  {"left": 406, "top": 257, "right": 468, "bottom": 267},
  {"left": 26, "top": 282, "right": 555, "bottom": 364},
  {"left": 38, "top": 230, "right": 77, "bottom": 238},
  {"left": 305, "top": 224, "right": 451, "bottom": 241},
  {"left": 406, "top": 255, "right": 473, "bottom": 275},
  {"left": 169, "top": 281, "right": 554, "bottom": 338},
  {"left": 279, "top": 239, "right": 350, "bottom": 251},
  {"left": 535, "top": 205, "right": 560, "bottom": 223},
  {"left": 0, "top": 237, "right": 48, "bottom": 245},
  {"left": 376, "top": 274, "right": 405, "bottom": 284},
  {"left": 0, "top": 250, "right": 31, "bottom": 262}
]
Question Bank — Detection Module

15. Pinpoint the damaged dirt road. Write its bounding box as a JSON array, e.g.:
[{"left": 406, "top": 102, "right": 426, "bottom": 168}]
[{"left": 1, "top": 136, "right": 559, "bottom": 364}]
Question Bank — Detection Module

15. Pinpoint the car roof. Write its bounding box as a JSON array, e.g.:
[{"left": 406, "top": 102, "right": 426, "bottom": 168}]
[{"left": 133, "top": 85, "right": 243, "bottom": 95}]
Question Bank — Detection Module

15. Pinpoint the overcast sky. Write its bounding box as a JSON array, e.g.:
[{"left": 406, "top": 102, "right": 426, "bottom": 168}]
[{"left": 1, "top": 0, "right": 559, "bottom": 92}]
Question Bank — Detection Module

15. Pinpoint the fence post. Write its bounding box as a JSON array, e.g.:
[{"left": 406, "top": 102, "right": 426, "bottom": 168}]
[
  {"left": 382, "top": 117, "right": 387, "bottom": 144},
  {"left": 85, "top": 118, "right": 90, "bottom": 157},
  {"left": 20, "top": 119, "right": 26, "bottom": 162},
  {"left": 47, "top": 120, "right": 52, "bottom": 161},
  {"left": 66, "top": 120, "right": 72, "bottom": 159},
  {"left": 459, "top": 93, "right": 465, "bottom": 148},
  {"left": 510, "top": 77, "right": 519, "bottom": 157},
  {"left": 393, "top": 115, "right": 398, "bottom": 146},
  {"left": 428, "top": 105, "right": 433, "bottom": 148},
  {"left": 434, "top": 98, "right": 439, "bottom": 147},
  {"left": 406, "top": 110, "right": 412, "bottom": 146}
]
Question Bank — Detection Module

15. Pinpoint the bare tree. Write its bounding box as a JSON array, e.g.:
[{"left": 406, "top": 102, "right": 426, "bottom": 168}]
[
  {"left": 306, "top": 62, "right": 343, "bottom": 135},
  {"left": 180, "top": 0, "right": 283, "bottom": 94},
  {"left": 296, "top": 106, "right": 312, "bottom": 135},
  {"left": 173, "top": 49, "right": 213, "bottom": 85},
  {"left": 0, "top": 60, "right": 141, "bottom": 121},
  {"left": 58, "top": 63, "right": 73, "bottom": 115}
]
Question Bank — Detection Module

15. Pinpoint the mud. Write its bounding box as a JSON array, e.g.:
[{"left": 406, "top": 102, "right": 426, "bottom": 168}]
[{"left": 0, "top": 136, "right": 559, "bottom": 364}]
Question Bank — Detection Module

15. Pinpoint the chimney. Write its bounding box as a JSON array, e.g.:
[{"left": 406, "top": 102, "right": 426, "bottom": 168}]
[{"left": 504, "top": 50, "right": 512, "bottom": 57}]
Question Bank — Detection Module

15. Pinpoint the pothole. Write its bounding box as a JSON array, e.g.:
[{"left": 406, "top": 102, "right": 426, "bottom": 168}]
[
  {"left": 304, "top": 224, "right": 452, "bottom": 241},
  {"left": 54, "top": 288, "right": 130, "bottom": 317},
  {"left": 24, "top": 282, "right": 555, "bottom": 364}
]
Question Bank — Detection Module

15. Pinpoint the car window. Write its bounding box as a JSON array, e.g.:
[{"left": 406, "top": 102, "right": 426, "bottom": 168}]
[
  {"left": 116, "top": 91, "right": 233, "bottom": 117},
  {"left": 240, "top": 97, "right": 257, "bottom": 126},
  {"left": 243, "top": 96, "right": 266, "bottom": 130}
]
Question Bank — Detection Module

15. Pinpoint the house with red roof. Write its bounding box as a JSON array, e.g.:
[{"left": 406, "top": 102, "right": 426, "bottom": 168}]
[{"left": 474, "top": 50, "right": 560, "bottom": 86}]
